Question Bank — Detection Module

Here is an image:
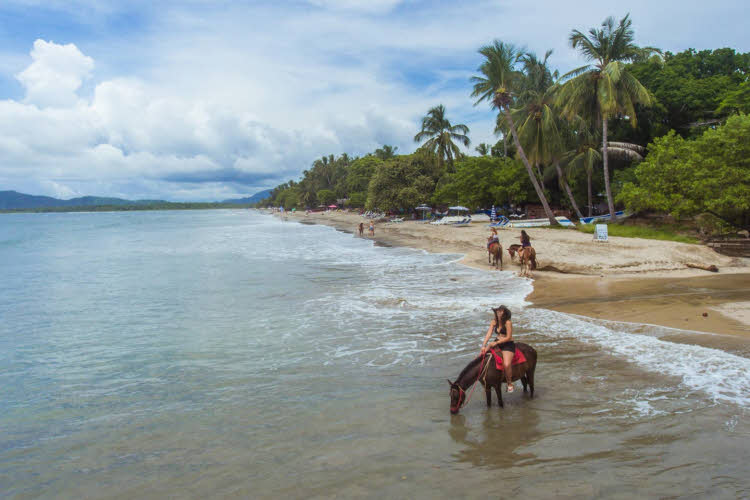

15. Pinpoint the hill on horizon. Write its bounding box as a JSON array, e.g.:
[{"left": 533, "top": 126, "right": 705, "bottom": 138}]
[
  {"left": 222, "top": 189, "right": 272, "bottom": 204},
  {"left": 0, "top": 190, "right": 169, "bottom": 210}
]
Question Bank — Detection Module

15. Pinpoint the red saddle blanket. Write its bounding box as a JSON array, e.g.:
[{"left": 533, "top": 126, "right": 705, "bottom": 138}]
[{"left": 489, "top": 348, "right": 527, "bottom": 371}]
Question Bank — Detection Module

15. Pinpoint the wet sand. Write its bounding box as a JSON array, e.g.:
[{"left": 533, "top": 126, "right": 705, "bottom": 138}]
[
  {"left": 529, "top": 273, "right": 750, "bottom": 336},
  {"left": 280, "top": 210, "right": 750, "bottom": 336}
]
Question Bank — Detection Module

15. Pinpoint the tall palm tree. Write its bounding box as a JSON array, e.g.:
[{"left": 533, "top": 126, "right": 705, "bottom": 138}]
[
  {"left": 557, "top": 14, "right": 659, "bottom": 219},
  {"left": 561, "top": 121, "right": 646, "bottom": 217},
  {"left": 471, "top": 41, "right": 558, "bottom": 226},
  {"left": 475, "top": 143, "right": 490, "bottom": 156},
  {"left": 414, "top": 104, "right": 470, "bottom": 172}
]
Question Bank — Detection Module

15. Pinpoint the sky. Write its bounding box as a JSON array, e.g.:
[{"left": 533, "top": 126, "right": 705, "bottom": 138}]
[{"left": 0, "top": 0, "right": 747, "bottom": 201}]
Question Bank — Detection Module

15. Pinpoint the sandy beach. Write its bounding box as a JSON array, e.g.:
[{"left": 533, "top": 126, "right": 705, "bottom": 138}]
[{"left": 282, "top": 210, "right": 750, "bottom": 335}]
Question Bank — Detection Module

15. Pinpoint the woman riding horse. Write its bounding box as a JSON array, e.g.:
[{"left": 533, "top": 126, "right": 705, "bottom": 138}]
[{"left": 480, "top": 305, "right": 516, "bottom": 392}]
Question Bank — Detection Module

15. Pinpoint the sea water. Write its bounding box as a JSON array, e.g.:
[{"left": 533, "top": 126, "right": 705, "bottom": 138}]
[{"left": 1, "top": 210, "right": 748, "bottom": 498}]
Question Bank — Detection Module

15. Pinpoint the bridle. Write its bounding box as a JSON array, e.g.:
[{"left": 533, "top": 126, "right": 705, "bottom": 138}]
[{"left": 450, "top": 353, "right": 490, "bottom": 413}]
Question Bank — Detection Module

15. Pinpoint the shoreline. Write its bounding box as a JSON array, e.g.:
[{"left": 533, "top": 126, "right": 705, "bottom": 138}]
[{"left": 277, "top": 210, "right": 750, "bottom": 336}]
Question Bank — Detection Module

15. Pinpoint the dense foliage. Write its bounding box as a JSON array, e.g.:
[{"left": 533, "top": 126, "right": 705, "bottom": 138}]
[
  {"left": 617, "top": 114, "right": 750, "bottom": 230},
  {"left": 257, "top": 17, "right": 748, "bottom": 231}
]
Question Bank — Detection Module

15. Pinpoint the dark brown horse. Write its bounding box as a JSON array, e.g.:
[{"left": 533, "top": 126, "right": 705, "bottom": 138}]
[
  {"left": 448, "top": 343, "right": 537, "bottom": 414},
  {"left": 487, "top": 241, "right": 503, "bottom": 270}
]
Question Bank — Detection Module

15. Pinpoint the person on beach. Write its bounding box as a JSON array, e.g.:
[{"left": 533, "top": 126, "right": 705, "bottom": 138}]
[
  {"left": 487, "top": 227, "right": 500, "bottom": 249},
  {"left": 520, "top": 230, "right": 531, "bottom": 248},
  {"left": 358, "top": 222, "right": 364, "bottom": 237},
  {"left": 368, "top": 221, "right": 375, "bottom": 237},
  {"left": 480, "top": 305, "right": 516, "bottom": 392}
]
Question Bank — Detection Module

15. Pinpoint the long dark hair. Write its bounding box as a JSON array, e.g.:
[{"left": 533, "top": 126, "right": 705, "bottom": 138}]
[
  {"left": 493, "top": 305, "right": 511, "bottom": 324},
  {"left": 520, "top": 230, "right": 530, "bottom": 245}
]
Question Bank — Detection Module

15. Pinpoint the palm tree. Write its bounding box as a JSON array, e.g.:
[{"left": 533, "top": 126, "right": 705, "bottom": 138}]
[
  {"left": 561, "top": 122, "right": 646, "bottom": 217},
  {"left": 471, "top": 41, "right": 558, "bottom": 226},
  {"left": 557, "top": 14, "right": 659, "bottom": 220},
  {"left": 414, "top": 104, "right": 470, "bottom": 172},
  {"left": 475, "top": 143, "right": 490, "bottom": 156}
]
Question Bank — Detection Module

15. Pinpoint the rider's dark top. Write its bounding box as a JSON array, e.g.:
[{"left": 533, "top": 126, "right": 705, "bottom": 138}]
[{"left": 493, "top": 322, "right": 516, "bottom": 352}]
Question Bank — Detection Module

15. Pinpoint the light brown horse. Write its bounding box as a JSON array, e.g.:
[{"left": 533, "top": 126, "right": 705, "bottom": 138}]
[
  {"left": 519, "top": 246, "right": 537, "bottom": 277},
  {"left": 487, "top": 241, "right": 503, "bottom": 270},
  {"left": 448, "top": 342, "right": 537, "bottom": 414}
]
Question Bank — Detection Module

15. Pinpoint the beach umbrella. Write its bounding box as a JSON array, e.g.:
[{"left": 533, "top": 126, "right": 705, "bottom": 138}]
[
  {"left": 328, "top": 204, "right": 337, "bottom": 208},
  {"left": 491, "top": 205, "right": 496, "bottom": 222}
]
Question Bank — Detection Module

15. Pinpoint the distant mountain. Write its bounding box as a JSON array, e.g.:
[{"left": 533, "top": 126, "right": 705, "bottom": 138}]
[
  {"left": 222, "top": 189, "right": 272, "bottom": 204},
  {"left": 0, "top": 190, "right": 167, "bottom": 209}
]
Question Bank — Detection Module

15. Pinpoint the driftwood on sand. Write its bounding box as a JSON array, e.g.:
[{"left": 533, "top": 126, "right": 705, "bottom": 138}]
[{"left": 686, "top": 263, "right": 719, "bottom": 272}]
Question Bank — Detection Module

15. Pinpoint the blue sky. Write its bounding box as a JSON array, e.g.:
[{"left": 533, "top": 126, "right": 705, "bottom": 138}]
[{"left": 0, "top": 0, "right": 747, "bottom": 201}]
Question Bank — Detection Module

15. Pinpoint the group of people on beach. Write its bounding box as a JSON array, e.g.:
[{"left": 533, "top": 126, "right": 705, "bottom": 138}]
[
  {"left": 358, "top": 221, "right": 375, "bottom": 238},
  {"left": 488, "top": 227, "right": 531, "bottom": 251}
]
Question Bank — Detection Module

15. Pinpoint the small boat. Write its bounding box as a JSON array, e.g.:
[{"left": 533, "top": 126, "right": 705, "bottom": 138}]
[
  {"left": 508, "top": 216, "right": 576, "bottom": 228},
  {"left": 579, "top": 211, "right": 628, "bottom": 225}
]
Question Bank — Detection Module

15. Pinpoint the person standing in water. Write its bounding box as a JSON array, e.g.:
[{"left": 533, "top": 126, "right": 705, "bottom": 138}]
[
  {"left": 368, "top": 221, "right": 375, "bottom": 237},
  {"left": 358, "top": 222, "right": 364, "bottom": 237},
  {"left": 480, "top": 305, "right": 516, "bottom": 392}
]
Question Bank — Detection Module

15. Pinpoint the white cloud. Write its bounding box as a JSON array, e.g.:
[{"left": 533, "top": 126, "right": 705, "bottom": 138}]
[
  {"left": 0, "top": 1, "right": 748, "bottom": 200},
  {"left": 16, "top": 39, "right": 94, "bottom": 108}
]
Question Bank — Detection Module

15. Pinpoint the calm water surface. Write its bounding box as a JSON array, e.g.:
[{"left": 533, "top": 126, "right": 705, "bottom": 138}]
[{"left": 1, "top": 210, "right": 748, "bottom": 498}]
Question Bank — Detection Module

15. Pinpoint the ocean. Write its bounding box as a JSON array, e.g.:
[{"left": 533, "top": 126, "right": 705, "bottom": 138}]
[{"left": 1, "top": 210, "right": 748, "bottom": 498}]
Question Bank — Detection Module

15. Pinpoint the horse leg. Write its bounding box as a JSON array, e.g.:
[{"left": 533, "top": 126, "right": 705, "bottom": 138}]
[
  {"left": 499, "top": 249, "right": 503, "bottom": 270},
  {"left": 494, "top": 384, "right": 503, "bottom": 408},
  {"left": 527, "top": 369, "right": 535, "bottom": 399},
  {"left": 521, "top": 374, "right": 528, "bottom": 393},
  {"left": 485, "top": 386, "right": 492, "bottom": 407}
]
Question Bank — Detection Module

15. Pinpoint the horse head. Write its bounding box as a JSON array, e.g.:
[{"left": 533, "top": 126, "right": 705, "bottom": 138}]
[{"left": 448, "top": 379, "right": 465, "bottom": 415}]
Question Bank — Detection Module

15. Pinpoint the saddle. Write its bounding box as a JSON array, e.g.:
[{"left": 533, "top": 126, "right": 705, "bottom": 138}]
[{"left": 489, "top": 348, "right": 527, "bottom": 371}]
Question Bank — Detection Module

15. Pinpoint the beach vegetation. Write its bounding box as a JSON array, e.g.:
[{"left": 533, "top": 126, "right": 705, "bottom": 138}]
[
  {"left": 471, "top": 41, "right": 559, "bottom": 225},
  {"left": 413, "top": 104, "right": 470, "bottom": 173},
  {"left": 366, "top": 151, "right": 440, "bottom": 211},
  {"left": 576, "top": 221, "right": 700, "bottom": 244},
  {"left": 617, "top": 114, "right": 750, "bottom": 231},
  {"left": 316, "top": 189, "right": 336, "bottom": 206},
  {"left": 557, "top": 14, "right": 660, "bottom": 221},
  {"left": 432, "top": 156, "right": 533, "bottom": 210}
]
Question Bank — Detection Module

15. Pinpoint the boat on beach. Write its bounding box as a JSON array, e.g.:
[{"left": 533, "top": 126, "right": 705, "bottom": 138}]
[
  {"left": 490, "top": 216, "right": 575, "bottom": 228},
  {"left": 579, "top": 211, "right": 628, "bottom": 224}
]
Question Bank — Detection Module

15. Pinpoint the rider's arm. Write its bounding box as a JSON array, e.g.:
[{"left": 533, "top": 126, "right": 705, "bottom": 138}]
[{"left": 480, "top": 321, "right": 495, "bottom": 352}]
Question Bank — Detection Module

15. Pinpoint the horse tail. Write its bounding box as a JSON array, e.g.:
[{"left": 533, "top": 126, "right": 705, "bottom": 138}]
[{"left": 531, "top": 253, "right": 537, "bottom": 270}]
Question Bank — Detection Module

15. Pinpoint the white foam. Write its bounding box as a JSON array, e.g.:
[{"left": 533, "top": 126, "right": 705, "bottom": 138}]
[{"left": 525, "top": 308, "right": 750, "bottom": 407}]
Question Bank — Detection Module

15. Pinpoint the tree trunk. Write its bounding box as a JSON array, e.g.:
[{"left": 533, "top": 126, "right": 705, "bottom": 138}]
[
  {"left": 504, "top": 106, "right": 558, "bottom": 226},
  {"left": 602, "top": 118, "right": 616, "bottom": 219},
  {"left": 503, "top": 134, "right": 508, "bottom": 157},
  {"left": 555, "top": 161, "right": 583, "bottom": 219},
  {"left": 587, "top": 169, "right": 593, "bottom": 217}
]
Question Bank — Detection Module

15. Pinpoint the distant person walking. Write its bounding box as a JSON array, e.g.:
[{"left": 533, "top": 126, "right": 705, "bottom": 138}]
[
  {"left": 368, "top": 221, "right": 375, "bottom": 237},
  {"left": 358, "top": 222, "right": 364, "bottom": 237}
]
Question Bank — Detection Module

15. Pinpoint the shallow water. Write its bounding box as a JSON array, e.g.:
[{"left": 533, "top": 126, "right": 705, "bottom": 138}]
[{"left": 1, "top": 210, "right": 748, "bottom": 498}]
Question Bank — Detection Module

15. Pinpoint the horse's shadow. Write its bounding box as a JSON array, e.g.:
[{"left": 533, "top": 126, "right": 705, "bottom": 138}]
[{"left": 448, "top": 408, "right": 540, "bottom": 469}]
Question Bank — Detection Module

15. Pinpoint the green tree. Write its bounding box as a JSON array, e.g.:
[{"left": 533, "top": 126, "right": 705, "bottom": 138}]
[
  {"left": 471, "top": 40, "right": 558, "bottom": 225},
  {"left": 433, "top": 156, "right": 534, "bottom": 209},
  {"left": 414, "top": 104, "right": 470, "bottom": 172},
  {"left": 345, "top": 156, "right": 382, "bottom": 194},
  {"left": 617, "top": 114, "right": 750, "bottom": 230},
  {"left": 716, "top": 80, "right": 750, "bottom": 115},
  {"left": 367, "top": 152, "right": 440, "bottom": 210},
  {"left": 374, "top": 145, "right": 399, "bottom": 160},
  {"left": 558, "top": 14, "right": 659, "bottom": 220},
  {"left": 316, "top": 189, "right": 337, "bottom": 206},
  {"left": 475, "top": 143, "right": 490, "bottom": 156}
]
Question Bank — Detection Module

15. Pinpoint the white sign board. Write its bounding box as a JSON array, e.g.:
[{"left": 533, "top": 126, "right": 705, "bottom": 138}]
[{"left": 594, "top": 224, "right": 608, "bottom": 242}]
